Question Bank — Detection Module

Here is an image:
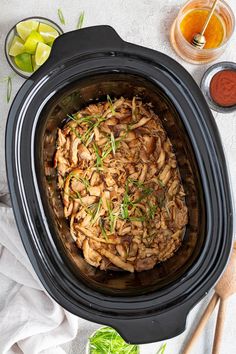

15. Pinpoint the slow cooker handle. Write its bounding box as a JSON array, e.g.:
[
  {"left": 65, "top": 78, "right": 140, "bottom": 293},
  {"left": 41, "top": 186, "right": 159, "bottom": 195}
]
[
  {"left": 113, "top": 302, "right": 190, "bottom": 344},
  {"left": 48, "top": 25, "right": 124, "bottom": 66}
]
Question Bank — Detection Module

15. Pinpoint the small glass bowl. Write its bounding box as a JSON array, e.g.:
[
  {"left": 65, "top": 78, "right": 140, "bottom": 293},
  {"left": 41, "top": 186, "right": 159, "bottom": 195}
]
[
  {"left": 201, "top": 61, "right": 236, "bottom": 113},
  {"left": 170, "top": 0, "right": 235, "bottom": 64},
  {"left": 5, "top": 16, "right": 63, "bottom": 79}
]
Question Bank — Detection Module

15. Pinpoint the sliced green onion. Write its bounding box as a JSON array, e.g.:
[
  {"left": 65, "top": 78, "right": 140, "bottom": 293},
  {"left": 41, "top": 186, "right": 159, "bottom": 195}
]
[
  {"left": 6, "top": 76, "right": 12, "bottom": 103},
  {"left": 147, "top": 202, "right": 158, "bottom": 219},
  {"left": 57, "top": 8, "right": 66, "bottom": 25},
  {"left": 158, "top": 178, "right": 165, "bottom": 188},
  {"left": 99, "top": 218, "right": 108, "bottom": 241},
  {"left": 110, "top": 132, "right": 116, "bottom": 154},
  {"left": 91, "top": 198, "right": 102, "bottom": 225},
  {"left": 77, "top": 11, "right": 85, "bottom": 29},
  {"left": 89, "top": 326, "right": 139, "bottom": 354},
  {"left": 106, "top": 201, "right": 117, "bottom": 233},
  {"left": 156, "top": 343, "right": 167, "bottom": 354},
  {"left": 93, "top": 143, "right": 103, "bottom": 168},
  {"left": 107, "top": 94, "right": 116, "bottom": 115}
]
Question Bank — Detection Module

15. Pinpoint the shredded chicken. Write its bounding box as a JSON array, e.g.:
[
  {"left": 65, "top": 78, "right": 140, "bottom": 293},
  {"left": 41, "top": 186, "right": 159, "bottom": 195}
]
[{"left": 54, "top": 96, "right": 188, "bottom": 272}]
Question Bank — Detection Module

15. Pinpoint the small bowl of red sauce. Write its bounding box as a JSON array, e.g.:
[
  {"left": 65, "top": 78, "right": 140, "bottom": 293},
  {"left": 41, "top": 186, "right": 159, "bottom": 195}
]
[{"left": 201, "top": 62, "right": 236, "bottom": 113}]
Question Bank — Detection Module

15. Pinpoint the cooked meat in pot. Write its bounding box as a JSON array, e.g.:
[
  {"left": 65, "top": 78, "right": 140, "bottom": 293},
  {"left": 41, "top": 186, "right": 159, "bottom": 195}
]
[{"left": 54, "top": 96, "right": 188, "bottom": 272}]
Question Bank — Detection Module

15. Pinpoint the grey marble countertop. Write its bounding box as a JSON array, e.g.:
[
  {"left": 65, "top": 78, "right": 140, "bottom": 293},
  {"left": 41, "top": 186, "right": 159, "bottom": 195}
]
[{"left": 0, "top": 1, "right": 236, "bottom": 353}]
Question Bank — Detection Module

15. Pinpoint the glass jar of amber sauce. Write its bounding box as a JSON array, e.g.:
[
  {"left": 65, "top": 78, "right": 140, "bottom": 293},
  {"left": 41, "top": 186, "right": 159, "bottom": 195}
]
[{"left": 170, "top": 0, "right": 235, "bottom": 64}]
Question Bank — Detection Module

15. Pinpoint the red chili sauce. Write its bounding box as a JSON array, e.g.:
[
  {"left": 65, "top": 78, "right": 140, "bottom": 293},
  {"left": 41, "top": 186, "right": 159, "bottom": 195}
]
[{"left": 210, "top": 70, "right": 236, "bottom": 107}]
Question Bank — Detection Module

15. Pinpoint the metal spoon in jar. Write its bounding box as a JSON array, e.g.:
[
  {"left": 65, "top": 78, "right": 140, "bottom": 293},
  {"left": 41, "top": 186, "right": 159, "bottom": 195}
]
[{"left": 192, "top": 0, "right": 219, "bottom": 49}]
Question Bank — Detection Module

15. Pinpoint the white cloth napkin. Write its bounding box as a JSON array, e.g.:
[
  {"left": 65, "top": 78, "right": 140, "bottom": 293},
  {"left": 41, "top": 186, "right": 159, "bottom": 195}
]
[{"left": 0, "top": 203, "right": 79, "bottom": 354}]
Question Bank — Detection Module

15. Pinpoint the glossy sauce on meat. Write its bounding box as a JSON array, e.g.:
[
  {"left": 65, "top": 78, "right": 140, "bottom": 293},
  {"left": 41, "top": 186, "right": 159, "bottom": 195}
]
[{"left": 54, "top": 97, "right": 188, "bottom": 272}]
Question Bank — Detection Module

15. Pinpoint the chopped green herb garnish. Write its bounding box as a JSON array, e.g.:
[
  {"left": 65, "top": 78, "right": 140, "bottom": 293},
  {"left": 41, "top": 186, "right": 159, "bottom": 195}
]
[
  {"left": 147, "top": 202, "right": 158, "bottom": 219},
  {"left": 77, "top": 11, "right": 85, "bottom": 29},
  {"left": 156, "top": 343, "right": 167, "bottom": 354},
  {"left": 91, "top": 198, "right": 102, "bottom": 224},
  {"left": 110, "top": 132, "right": 116, "bottom": 154},
  {"left": 79, "top": 176, "right": 90, "bottom": 190},
  {"left": 67, "top": 114, "right": 77, "bottom": 121},
  {"left": 93, "top": 143, "right": 103, "bottom": 169},
  {"left": 165, "top": 204, "right": 171, "bottom": 219},
  {"left": 74, "top": 191, "right": 83, "bottom": 203},
  {"left": 133, "top": 187, "right": 153, "bottom": 203},
  {"left": 106, "top": 201, "right": 117, "bottom": 233},
  {"left": 158, "top": 178, "right": 165, "bottom": 188},
  {"left": 102, "top": 144, "right": 113, "bottom": 160},
  {"left": 89, "top": 326, "right": 139, "bottom": 354},
  {"left": 57, "top": 8, "right": 66, "bottom": 25},
  {"left": 99, "top": 218, "right": 108, "bottom": 241},
  {"left": 107, "top": 94, "right": 116, "bottom": 115},
  {"left": 6, "top": 76, "right": 12, "bottom": 103},
  {"left": 70, "top": 126, "right": 82, "bottom": 140}
]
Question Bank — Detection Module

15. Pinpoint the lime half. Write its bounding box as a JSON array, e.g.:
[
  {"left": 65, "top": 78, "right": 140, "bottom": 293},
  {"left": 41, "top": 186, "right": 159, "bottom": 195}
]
[
  {"left": 35, "top": 42, "right": 51, "bottom": 66},
  {"left": 16, "top": 20, "right": 39, "bottom": 41},
  {"left": 24, "top": 31, "right": 44, "bottom": 54},
  {"left": 9, "top": 36, "right": 25, "bottom": 56},
  {"left": 38, "top": 23, "right": 59, "bottom": 44},
  {"left": 14, "top": 53, "right": 33, "bottom": 73}
]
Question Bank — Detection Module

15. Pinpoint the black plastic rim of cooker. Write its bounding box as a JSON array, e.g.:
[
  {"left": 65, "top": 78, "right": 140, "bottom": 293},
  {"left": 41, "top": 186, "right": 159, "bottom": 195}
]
[{"left": 5, "top": 26, "right": 234, "bottom": 344}]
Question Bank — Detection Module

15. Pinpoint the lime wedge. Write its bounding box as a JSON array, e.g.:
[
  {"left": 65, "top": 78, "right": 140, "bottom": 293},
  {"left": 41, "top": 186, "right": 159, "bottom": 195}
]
[
  {"left": 9, "top": 35, "right": 25, "bottom": 56},
  {"left": 38, "top": 23, "right": 59, "bottom": 44},
  {"left": 35, "top": 42, "right": 51, "bottom": 66},
  {"left": 24, "top": 30, "right": 44, "bottom": 54},
  {"left": 16, "top": 20, "right": 39, "bottom": 40},
  {"left": 32, "top": 55, "right": 40, "bottom": 71},
  {"left": 14, "top": 53, "right": 33, "bottom": 73}
]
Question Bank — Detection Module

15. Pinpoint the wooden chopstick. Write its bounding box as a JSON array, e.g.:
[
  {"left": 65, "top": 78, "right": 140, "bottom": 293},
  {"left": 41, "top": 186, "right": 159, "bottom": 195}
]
[{"left": 182, "top": 293, "right": 220, "bottom": 354}]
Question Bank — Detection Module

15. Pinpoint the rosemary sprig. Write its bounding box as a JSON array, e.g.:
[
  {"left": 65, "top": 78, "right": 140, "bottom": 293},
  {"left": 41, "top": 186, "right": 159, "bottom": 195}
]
[
  {"left": 77, "top": 11, "right": 85, "bottom": 29},
  {"left": 57, "top": 8, "right": 66, "bottom": 25},
  {"left": 156, "top": 343, "right": 167, "bottom": 354}
]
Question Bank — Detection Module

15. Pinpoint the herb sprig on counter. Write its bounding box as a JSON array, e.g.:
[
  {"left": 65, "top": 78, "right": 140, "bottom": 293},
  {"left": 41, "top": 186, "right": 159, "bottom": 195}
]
[
  {"left": 156, "top": 343, "right": 167, "bottom": 354},
  {"left": 6, "top": 76, "right": 12, "bottom": 103},
  {"left": 1, "top": 76, "right": 13, "bottom": 103},
  {"left": 89, "top": 326, "right": 139, "bottom": 354},
  {"left": 57, "top": 8, "right": 66, "bottom": 25},
  {"left": 77, "top": 11, "right": 85, "bottom": 29}
]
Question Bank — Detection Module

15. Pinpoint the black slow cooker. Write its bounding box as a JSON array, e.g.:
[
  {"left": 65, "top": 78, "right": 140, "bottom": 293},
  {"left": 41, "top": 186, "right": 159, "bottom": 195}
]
[{"left": 6, "top": 26, "right": 233, "bottom": 344}]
